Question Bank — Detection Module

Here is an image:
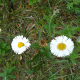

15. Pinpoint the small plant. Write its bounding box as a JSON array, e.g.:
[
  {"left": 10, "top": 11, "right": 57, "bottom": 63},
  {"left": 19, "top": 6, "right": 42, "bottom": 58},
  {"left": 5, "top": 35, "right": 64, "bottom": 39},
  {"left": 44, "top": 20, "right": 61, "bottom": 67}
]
[
  {"left": 0, "top": 63, "right": 16, "bottom": 80},
  {"left": 70, "top": 44, "right": 80, "bottom": 65},
  {"left": 0, "top": 41, "right": 10, "bottom": 56},
  {"left": 43, "top": 13, "right": 57, "bottom": 37},
  {"left": 56, "top": 21, "right": 78, "bottom": 37},
  {"left": 66, "top": 0, "right": 80, "bottom": 14}
]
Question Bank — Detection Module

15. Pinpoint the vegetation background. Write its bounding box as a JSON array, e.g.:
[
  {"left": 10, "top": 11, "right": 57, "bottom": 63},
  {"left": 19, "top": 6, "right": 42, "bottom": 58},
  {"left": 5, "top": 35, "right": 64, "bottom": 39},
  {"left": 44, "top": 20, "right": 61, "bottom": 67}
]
[{"left": 0, "top": 0, "right": 80, "bottom": 80}]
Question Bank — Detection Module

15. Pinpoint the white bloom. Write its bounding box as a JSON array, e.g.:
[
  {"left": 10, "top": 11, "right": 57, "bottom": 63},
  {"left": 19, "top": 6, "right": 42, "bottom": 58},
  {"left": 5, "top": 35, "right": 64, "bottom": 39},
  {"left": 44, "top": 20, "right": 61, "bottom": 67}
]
[
  {"left": 50, "top": 35, "right": 74, "bottom": 57},
  {"left": 11, "top": 35, "right": 31, "bottom": 54}
]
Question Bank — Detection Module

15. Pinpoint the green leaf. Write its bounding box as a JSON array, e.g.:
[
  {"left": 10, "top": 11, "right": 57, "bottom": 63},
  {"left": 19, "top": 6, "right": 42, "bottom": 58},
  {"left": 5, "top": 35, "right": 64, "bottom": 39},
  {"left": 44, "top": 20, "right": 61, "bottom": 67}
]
[
  {"left": 70, "top": 27, "right": 78, "bottom": 32},
  {"left": 5, "top": 63, "right": 16, "bottom": 74},
  {"left": 29, "top": 0, "right": 36, "bottom": 5},
  {"left": 25, "top": 69, "right": 34, "bottom": 74},
  {"left": 70, "top": 55, "right": 75, "bottom": 65},
  {"left": 5, "top": 46, "right": 10, "bottom": 51},
  {"left": 70, "top": 45, "right": 80, "bottom": 65},
  {"left": 67, "top": 2, "right": 73, "bottom": 10},
  {"left": 54, "top": 60, "right": 68, "bottom": 63},
  {"left": 3, "top": 78, "right": 9, "bottom": 80},
  {"left": 0, "top": 73, "right": 4, "bottom": 77},
  {"left": 11, "top": 0, "right": 15, "bottom": 3},
  {"left": 1, "top": 41, "right": 7, "bottom": 49},
  {"left": 43, "top": 23, "right": 57, "bottom": 36},
  {"left": 7, "top": 74, "right": 16, "bottom": 78},
  {"left": 4, "top": 67, "right": 7, "bottom": 73},
  {"left": 43, "top": 14, "right": 52, "bottom": 22},
  {"left": 2, "top": 50, "right": 5, "bottom": 56},
  {"left": 7, "top": 66, "right": 16, "bottom": 73},
  {"left": 42, "top": 47, "right": 53, "bottom": 61},
  {"left": 73, "top": 0, "right": 80, "bottom": 4},
  {"left": 49, "top": 71, "right": 53, "bottom": 76},
  {"left": 43, "top": 13, "right": 57, "bottom": 36}
]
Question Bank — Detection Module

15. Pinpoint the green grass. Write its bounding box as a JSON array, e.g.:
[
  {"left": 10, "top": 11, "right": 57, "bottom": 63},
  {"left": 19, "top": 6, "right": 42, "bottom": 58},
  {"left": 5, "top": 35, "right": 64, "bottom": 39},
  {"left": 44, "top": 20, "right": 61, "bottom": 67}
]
[{"left": 0, "top": 0, "right": 80, "bottom": 80}]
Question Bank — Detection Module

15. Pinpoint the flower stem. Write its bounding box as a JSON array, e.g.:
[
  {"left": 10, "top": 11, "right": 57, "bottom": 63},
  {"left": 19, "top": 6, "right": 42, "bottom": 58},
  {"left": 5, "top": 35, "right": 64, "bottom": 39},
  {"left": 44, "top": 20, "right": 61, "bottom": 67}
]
[{"left": 49, "top": 13, "right": 55, "bottom": 37}]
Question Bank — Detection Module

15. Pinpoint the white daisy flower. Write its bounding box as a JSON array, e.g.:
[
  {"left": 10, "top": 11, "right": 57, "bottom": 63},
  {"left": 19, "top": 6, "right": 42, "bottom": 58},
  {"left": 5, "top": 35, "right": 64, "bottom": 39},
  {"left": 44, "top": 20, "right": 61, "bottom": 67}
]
[
  {"left": 50, "top": 35, "right": 74, "bottom": 57},
  {"left": 11, "top": 35, "right": 31, "bottom": 54}
]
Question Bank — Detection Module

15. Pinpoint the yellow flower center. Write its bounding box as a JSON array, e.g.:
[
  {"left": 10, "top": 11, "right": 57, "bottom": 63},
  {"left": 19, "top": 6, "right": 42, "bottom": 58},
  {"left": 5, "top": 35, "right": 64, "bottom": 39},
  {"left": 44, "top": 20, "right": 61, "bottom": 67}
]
[
  {"left": 18, "top": 42, "right": 24, "bottom": 48},
  {"left": 57, "top": 43, "right": 66, "bottom": 50}
]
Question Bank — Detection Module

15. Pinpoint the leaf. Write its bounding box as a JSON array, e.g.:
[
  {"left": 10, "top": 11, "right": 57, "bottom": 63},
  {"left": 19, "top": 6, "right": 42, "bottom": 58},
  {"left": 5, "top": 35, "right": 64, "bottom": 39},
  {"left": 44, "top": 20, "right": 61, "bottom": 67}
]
[
  {"left": 43, "top": 14, "right": 52, "bottom": 22},
  {"left": 70, "top": 27, "right": 78, "bottom": 31},
  {"left": 70, "top": 45, "right": 80, "bottom": 65},
  {"left": 43, "top": 13, "right": 57, "bottom": 36},
  {"left": 56, "top": 22, "right": 78, "bottom": 36},
  {"left": 7, "top": 74, "right": 16, "bottom": 78},
  {"left": 6, "top": 63, "right": 16, "bottom": 73},
  {"left": 4, "top": 67, "right": 7, "bottom": 72},
  {"left": 70, "top": 56, "right": 75, "bottom": 65},
  {"left": 3, "top": 78, "right": 9, "bottom": 80},
  {"left": 29, "top": 0, "right": 36, "bottom": 5},
  {"left": 54, "top": 60, "right": 68, "bottom": 63},
  {"left": 49, "top": 71, "right": 55, "bottom": 80},
  {"left": 1, "top": 41, "right": 7, "bottom": 49},
  {"left": 25, "top": 69, "right": 34, "bottom": 74},
  {"left": 74, "top": 7, "right": 80, "bottom": 14},
  {"left": 2, "top": 50, "right": 5, "bottom": 56},
  {"left": 67, "top": 2, "right": 73, "bottom": 10},
  {"left": 7, "top": 66, "right": 16, "bottom": 73},
  {"left": 73, "top": 0, "right": 80, "bottom": 4},
  {"left": 0, "top": 73, "right": 4, "bottom": 77},
  {"left": 43, "top": 23, "right": 57, "bottom": 36},
  {"left": 11, "top": 0, "right": 15, "bottom": 3},
  {"left": 5, "top": 45, "right": 10, "bottom": 51},
  {"left": 49, "top": 71, "right": 53, "bottom": 76},
  {"left": 42, "top": 47, "right": 53, "bottom": 61}
]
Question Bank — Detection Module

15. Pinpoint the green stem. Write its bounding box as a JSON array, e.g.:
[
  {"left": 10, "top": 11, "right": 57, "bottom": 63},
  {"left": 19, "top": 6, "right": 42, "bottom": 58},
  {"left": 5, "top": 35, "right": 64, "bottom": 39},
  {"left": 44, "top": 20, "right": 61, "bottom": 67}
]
[
  {"left": 49, "top": 13, "right": 55, "bottom": 37},
  {"left": 49, "top": 0, "right": 63, "bottom": 37}
]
